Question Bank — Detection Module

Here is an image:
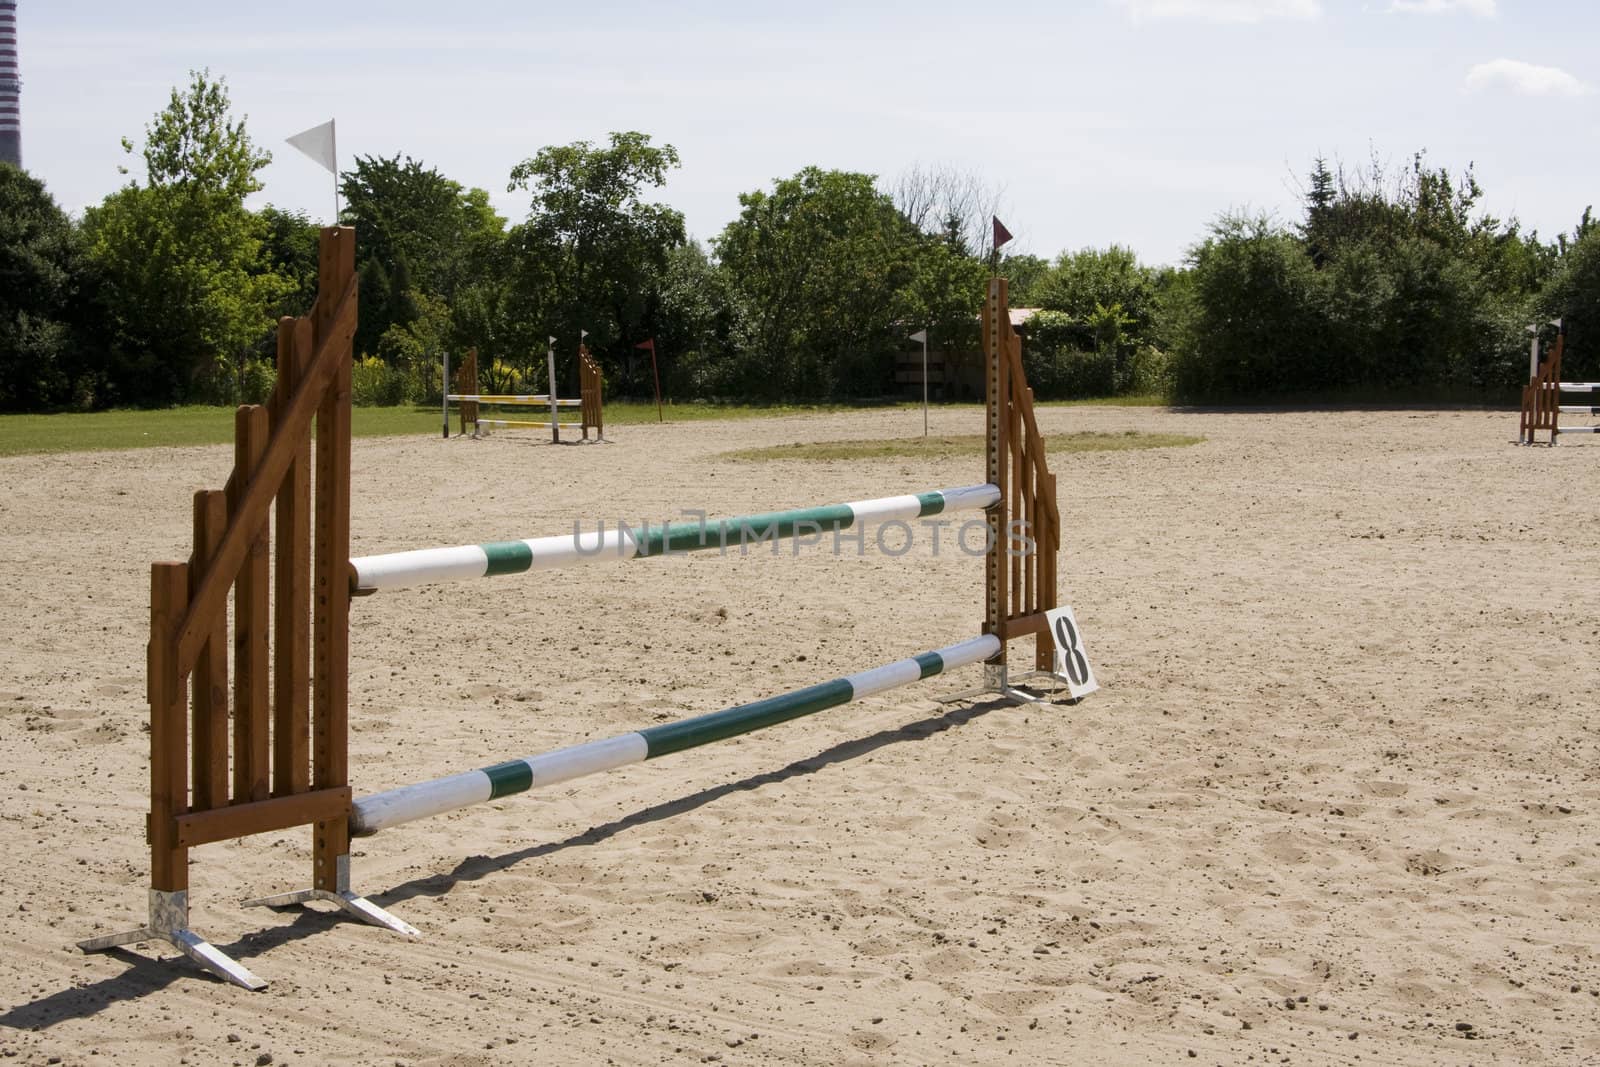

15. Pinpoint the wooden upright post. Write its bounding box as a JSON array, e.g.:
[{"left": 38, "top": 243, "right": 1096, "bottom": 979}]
[
  {"left": 189, "top": 491, "right": 229, "bottom": 811},
  {"left": 976, "top": 276, "right": 1063, "bottom": 690},
  {"left": 457, "top": 348, "right": 479, "bottom": 436},
  {"left": 312, "top": 226, "right": 354, "bottom": 894},
  {"left": 984, "top": 279, "right": 1008, "bottom": 670},
  {"left": 273, "top": 317, "right": 313, "bottom": 797},
  {"left": 148, "top": 563, "right": 190, "bottom": 893},
  {"left": 234, "top": 405, "right": 271, "bottom": 802},
  {"left": 579, "top": 346, "right": 604, "bottom": 442}
]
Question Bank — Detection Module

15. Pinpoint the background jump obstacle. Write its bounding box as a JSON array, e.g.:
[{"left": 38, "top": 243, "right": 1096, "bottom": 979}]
[
  {"left": 444, "top": 344, "right": 604, "bottom": 443},
  {"left": 80, "top": 249, "right": 1067, "bottom": 990},
  {"left": 1520, "top": 322, "right": 1599, "bottom": 445}
]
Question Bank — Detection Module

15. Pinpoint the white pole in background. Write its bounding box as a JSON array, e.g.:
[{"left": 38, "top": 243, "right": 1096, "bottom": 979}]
[
  {"left": 547, "top": 336, "right": 558, "bottom": 444},
  {"left": 442, "top": 349, "right": 450, "bottom": 438},
  {"left": 909, "top": 329, "right": 929, "bottom": 437}
]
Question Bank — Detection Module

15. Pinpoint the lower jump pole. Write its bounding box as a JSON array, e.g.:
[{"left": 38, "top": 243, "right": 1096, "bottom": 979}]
[
  {"left": 351, "top": 634, "right": 1000, "bottom": 835},
  {"left": 475, "top": 418, "right": 583, "bottom": 430}
]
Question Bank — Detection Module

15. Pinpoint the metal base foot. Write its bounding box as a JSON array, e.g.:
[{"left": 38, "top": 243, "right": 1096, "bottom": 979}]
[
  {"left": 77, "top": 889, "right": 267, "bottom": 991},
  {"left": 937, "top": 663, "right": 1056, "bottom": 706},
  {"left": 1010, "top": 668, "right": 1086, "bottom": 703},
  {"left": 240, "top": 854, "right": 420, "bottom": 939}
]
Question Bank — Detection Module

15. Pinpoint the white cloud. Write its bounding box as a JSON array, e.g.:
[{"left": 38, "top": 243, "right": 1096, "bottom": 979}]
[
  {"left": 1387, "top": 0, "right": 1495, "bottom": 14},
  {"left": 1465, "top": 59, "right": 1592, "bottom": 97},
  {"left": 1115, "top": 0, "right": 1321, "bottom": 23}
]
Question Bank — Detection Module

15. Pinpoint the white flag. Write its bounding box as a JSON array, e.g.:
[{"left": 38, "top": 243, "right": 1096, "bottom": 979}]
[
  {"left": 909, "top": 330, "right": 928, "bottom": 344},
  {"left": 286, "top": 120, "right": 337, "bottom": 175},
  {"left": 548, "top": 336, "right": 557, "bottom": 347}
]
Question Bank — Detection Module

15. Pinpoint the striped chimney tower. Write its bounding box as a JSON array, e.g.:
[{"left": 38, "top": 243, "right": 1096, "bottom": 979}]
[{"left": 0, "top": 1, "right": 19, "bottom": 168}]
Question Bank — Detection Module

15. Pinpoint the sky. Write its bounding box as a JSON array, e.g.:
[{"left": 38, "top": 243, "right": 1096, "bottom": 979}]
[{"left": 11, "top": 0, "right": 1598, "bottom": 267}]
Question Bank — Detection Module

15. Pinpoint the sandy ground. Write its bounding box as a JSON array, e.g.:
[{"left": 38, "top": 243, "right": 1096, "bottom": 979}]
[{"left": 1, "top": 403, "right": 1597, "bottom": 1066}]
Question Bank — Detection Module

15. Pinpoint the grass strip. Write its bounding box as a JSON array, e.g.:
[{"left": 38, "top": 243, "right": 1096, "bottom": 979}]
[{"left": 720, "top": 431, "right": 1203, "bottom": 463}]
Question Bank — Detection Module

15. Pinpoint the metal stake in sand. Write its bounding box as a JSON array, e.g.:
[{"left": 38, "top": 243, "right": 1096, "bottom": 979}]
[
  {"left": 547, "top": 335, "right": 558, "bottom": 443},
  {"left": 910, "top": 328, "right": 929, "bottom": 437}
]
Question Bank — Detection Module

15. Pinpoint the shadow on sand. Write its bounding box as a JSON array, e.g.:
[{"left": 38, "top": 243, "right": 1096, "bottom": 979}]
[{"left": 2, "top": 691, "right": 1042, "bottom": 1027}]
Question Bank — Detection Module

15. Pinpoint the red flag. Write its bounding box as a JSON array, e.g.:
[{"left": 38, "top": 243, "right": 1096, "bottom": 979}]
[
  {"left": 992, "top": 215, "right": 1013, "bottom": 250},
  {"left": 636, "top": 338, "right": 663, "bottom": 422}
]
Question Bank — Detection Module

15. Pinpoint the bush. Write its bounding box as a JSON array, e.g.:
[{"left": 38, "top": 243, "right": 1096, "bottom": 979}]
[
  {"left": 482, "top": 358, "right": 531, "bottom": 396},
  {"left": 403, "top": 360, "right": 435, "bottom": 406},
  {"left": 239, "top": 358, "right": 276, "bottom": 404},
  {"left": 1545, "top": 221, "right": 1600, "bottom": 382},
  {"left": 1022, "top": 343, "right": 1115, "bottom": 399},
  {"left": 1057, "top": 349, "right": 1116, "bottom": 397},
  {"left": 1169, "top": 214, "right": 1324, "bottom": 400},
  {"left": 1125, "top": 345, "right": 1171, "bottom": 395},
  {"left": 351, "top": 355, "right": 407, "bottom": 406},
  {"left": 667, "top": 347, "right": 757, "bottom": 401}
]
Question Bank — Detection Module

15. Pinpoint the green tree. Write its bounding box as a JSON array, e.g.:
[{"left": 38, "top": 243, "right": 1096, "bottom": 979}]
[
  {"left": 1015, "top": 246, "right": 1160, "bottom": 393},
  {"left": 901, "top": 238, "right": 988, "bottom": 394},
  {"left": 338, "top": 154, "right": 507, "bottom": 360},
  {"left": 998, "top": 253, "right": 1050, "bottom": 306},
  {"left": 1544, "top": 215, "right": 1600, "bottom": 382},
  {"left": 1170, "top": 213, "right": 1324, "bottom": 399},
  {"left": 0, "top": 165, "right": 95, "bottom": 409},
  {"left": 376, "top": 289, "right": 455, "bottom": 404},
  {"left": 714, "top": 167, "right": 919, "bottom": 398},
  {"left": 1301, "top": 157, "right": 1337, "bottom": 268},
  {"left": 1297, "top": 152, "right": 1544, "bottom": 392},
  {"left": 1022, "top": 310, "right": 1117, "bottom": 399},
  {"left": 506, "top": 132, "right": 685, "bottom": 382},
  {"left": 133, "top": 71, "right": 269, "bottom": 196},
  {"left": 1032, "top": 246, "right": 1156, "bottom": 354},
  {"left": 84, "top": 71, "right": 286, "bottom": 404},
  {"left": 653, "top": 241, "right": 739, "bottom": 397},
  {"left": 257, "top": 206, "right": 321, "bottom": 317},
  {"left": 340, "top": 156, "right": 505, "bottom": 297}
]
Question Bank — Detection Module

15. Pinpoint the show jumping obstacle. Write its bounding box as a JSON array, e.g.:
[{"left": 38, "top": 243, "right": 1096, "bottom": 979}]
[
  {"left": 444, "top": 343, "right": 604, "bottom": 443},
  {"left": 79, "top": 228, "right": 1068, "bottom": 990},
  {"left": 1520, "top": 321, "right": 1599, "bottom": 445}
]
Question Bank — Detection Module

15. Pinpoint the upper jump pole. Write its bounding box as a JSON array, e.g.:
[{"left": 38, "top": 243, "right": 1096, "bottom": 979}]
[{"left": 349, "top": 484, "right": 1000, "bottom": 592}]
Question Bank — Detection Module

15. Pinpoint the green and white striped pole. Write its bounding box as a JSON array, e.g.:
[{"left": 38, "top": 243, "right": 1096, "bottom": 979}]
[
  {"left": 350, "top": 483, "right": 1000, "bottom": 592},
  {"left": 350, "top": 634, "right": 999, "bottom": 836}
]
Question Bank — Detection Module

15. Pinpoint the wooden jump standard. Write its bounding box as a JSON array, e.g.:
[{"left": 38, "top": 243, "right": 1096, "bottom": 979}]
[
  {"left": 1521, "top": 320, "right": 1600, "bottom": 445},
  {"left": 79, "top": 232, "right": 1064, "bottom": 990},
  {"left": 445, "top": 343, "right": 604, "bottom": 443}
]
